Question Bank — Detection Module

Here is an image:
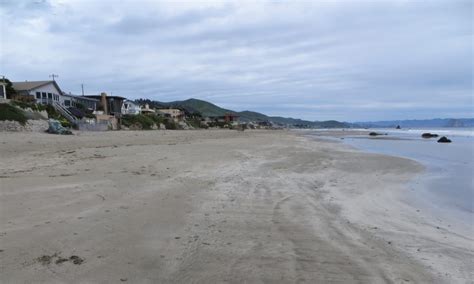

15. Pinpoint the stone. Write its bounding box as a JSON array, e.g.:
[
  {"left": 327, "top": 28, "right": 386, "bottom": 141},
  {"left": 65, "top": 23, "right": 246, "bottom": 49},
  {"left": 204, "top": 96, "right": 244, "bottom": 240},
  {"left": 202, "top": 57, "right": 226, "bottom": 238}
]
[
  {"left": 421, "top": 133, "right": 439, "bottom": 138},
  {"left": 437, "top": 136, "right": 452, "bottom": 143}
]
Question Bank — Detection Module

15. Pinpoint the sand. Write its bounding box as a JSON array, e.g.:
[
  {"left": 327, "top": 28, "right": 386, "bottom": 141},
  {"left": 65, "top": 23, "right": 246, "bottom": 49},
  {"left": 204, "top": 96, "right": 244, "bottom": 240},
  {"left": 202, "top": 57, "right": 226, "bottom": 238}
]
[{"left": 0, "top": 130, "right": 472, "bottom": 283}]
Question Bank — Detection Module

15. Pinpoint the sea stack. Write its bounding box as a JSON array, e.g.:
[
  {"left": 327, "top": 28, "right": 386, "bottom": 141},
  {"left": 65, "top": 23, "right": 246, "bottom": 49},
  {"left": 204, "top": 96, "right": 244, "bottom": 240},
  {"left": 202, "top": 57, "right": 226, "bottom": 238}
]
[
  {"left": 437, "top": 136, "right": 452, "bottom": 143},
  {"left": 422, "top": 133, "right": 439, "bottom": 138}
]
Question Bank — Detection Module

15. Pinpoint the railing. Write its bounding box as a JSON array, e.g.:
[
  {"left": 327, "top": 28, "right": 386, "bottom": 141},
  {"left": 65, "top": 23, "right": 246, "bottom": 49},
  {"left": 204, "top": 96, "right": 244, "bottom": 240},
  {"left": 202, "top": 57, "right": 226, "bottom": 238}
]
[
  {"left": 40, "top": 98, "right": 55, "bottom": 105},
  {"left": 53, "top": 102, "right": 78, "bottom": 124}
]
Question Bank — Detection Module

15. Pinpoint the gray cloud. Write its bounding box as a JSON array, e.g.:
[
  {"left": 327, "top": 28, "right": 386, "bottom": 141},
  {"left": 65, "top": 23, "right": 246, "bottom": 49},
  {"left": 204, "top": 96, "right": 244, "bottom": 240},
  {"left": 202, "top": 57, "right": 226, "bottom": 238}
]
[{"left": 1, "top": 0, "right": 472, "bottom": 121}]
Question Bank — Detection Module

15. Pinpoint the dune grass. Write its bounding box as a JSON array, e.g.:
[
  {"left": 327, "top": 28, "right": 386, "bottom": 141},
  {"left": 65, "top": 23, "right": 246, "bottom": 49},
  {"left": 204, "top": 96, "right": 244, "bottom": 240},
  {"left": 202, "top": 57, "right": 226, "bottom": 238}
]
[{"left": 0, "top": 104, "right": 27, "bottom": 125}]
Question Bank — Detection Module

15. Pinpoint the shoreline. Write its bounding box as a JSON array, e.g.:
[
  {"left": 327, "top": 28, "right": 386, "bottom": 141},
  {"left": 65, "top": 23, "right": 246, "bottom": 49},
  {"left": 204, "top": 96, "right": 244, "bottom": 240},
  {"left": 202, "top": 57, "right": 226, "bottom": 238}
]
[
  {"left": 0, "top": 130, "right": 472, "bottom": 282},
  {"left": 303, "top": 129, "right": 474, "bottom": 233}
]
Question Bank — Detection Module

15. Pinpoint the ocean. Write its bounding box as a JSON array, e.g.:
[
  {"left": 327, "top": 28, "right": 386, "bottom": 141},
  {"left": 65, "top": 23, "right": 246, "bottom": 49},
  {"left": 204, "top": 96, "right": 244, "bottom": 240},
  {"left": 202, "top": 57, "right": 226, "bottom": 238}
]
[{"left": 307, "top": 128, "right": 474, "bottom": 231}]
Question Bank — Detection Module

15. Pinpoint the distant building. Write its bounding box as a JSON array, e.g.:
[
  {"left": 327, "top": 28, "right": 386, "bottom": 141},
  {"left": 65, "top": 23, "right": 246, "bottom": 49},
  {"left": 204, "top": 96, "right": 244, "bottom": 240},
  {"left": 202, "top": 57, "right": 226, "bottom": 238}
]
[
  {"left": 141, "top": 103, "right": 155, "bottom": 114},
  {"left": 157, "top": 108, "right": 184, "bottom": 122},
  {"left": 122, "top": 100, "right": 141, "bottom": 115},
  {"left": 223, "top": 113, "right": 239, "bottom": 123},
  {"left": 209, "top": 113, "right": 239, "bottom": 123}
]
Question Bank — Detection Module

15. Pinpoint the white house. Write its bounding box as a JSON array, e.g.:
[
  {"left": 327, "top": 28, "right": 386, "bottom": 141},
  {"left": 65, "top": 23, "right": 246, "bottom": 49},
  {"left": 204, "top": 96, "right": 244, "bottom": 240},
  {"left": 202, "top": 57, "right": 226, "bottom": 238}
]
[
  {"left": 12, "top": 80, "right": 63, "bottom": 105},
  {"left": 122, "top": 100, "right": 141, "bottom": 115},
  {"left": 11, "top": 80, "right": 99, "bottom": 110}
]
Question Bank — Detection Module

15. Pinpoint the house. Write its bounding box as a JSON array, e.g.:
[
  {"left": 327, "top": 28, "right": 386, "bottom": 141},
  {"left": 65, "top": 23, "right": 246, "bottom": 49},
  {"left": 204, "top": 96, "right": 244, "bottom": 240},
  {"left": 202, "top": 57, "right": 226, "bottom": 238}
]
[
  {"left": 10, "top": 80, "right": 100, "bottom": 111},
  {"left": 62, "top": 92, "right": 99, "bottom": 111},
  {"left": 84, "top": 93, "right": 125, "bottom": 116},
  {"left": 141, "top": 103, "right": 155, "bottom": 114},
  {"left": 12, "top": 80, "right": 64, "bottom": 105},
  {"left": 157, "top": 108, "right": 184, "bottom": 122},
  {"left": 122, "top": 100, "right": 141, "bottom": 115},
  {"left": 209, "top": 113, "right": 240, "bottom": 123},
  {"left": 223, "top": 113, "right": 239, "bottom": 123}
]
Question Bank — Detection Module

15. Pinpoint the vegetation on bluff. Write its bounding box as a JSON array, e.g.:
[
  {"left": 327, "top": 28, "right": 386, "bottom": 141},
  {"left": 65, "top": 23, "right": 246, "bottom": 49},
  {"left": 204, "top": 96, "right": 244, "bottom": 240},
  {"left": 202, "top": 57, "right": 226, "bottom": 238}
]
[{"left": 0, "top": 103, "right": 28, "bottom": 125}]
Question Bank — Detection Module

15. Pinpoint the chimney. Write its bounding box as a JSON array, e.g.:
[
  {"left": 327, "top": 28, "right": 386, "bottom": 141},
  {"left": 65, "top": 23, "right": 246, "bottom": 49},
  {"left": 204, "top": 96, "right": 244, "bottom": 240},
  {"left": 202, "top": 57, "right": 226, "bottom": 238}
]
[{"left": 101, "top": 92, "right": 108, "bottom": 114}]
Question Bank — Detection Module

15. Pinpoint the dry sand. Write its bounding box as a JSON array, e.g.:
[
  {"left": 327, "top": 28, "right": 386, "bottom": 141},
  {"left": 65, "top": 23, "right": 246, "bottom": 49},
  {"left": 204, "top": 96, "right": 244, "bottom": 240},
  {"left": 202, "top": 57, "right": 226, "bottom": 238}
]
[{"left": 0, "top": 130, "right": 472, "bottom": 283}]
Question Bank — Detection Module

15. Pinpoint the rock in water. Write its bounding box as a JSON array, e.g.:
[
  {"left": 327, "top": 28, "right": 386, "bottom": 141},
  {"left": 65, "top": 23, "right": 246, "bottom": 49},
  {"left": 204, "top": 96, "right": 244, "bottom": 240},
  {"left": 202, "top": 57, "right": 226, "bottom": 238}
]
[
  {"left": 437, "top": 136, "right": 452, "bottom": 143},
  {"left": 422, "top": 133, "right": 439, "bottom": 138},
  {"left": 369, "top": 132, "right": 387, "bottom": 136},
  {"left": 396, "top": 125, "right": 401, "bottom": 129}
]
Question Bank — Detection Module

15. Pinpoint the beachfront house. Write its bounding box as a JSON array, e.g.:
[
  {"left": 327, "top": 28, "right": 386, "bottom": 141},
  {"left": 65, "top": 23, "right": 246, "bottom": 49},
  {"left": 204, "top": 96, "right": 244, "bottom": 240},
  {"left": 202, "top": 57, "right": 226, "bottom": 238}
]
[
  {"left": 11, "top": 80, "right": 99, "bottom": 111},
  {"left": 122, "top": 100, "right": 141, "bottom": 115},
  {"left": 85, "top": 93, "right": 125, "bottom": 116},
  {"left": 12, "top": 80, "right": 64, "bottom": 105},
  {"left": 62, "top": 92, "right": 99, "bottom": 111},
  {"left": 157, "top": 108, "right": 184, "bottom": 122}
]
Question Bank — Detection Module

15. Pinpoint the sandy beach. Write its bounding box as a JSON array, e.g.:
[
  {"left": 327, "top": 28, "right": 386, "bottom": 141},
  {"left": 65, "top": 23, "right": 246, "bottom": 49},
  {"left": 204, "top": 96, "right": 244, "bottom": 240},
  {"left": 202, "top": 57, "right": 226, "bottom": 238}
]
[{"left": 0, "top": 130, "right": 472, "bottom": 283}]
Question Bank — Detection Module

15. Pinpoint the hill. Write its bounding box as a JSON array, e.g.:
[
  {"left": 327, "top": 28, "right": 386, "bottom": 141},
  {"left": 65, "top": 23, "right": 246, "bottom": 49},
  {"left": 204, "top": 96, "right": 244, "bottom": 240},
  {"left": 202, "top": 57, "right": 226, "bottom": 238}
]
[{"left": 135, "top": 98, "right": 349, "bottom": 128}]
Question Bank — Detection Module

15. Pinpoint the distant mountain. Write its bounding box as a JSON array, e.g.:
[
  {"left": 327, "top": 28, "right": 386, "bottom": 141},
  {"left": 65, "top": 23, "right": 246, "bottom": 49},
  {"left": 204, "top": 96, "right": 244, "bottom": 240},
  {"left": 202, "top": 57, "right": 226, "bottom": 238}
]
[
  {"left": 135, "top": 98, "right": 349, "bottom": 128},
  {"left": 355, "top": 118, "right": 474, "bottom": 128}
]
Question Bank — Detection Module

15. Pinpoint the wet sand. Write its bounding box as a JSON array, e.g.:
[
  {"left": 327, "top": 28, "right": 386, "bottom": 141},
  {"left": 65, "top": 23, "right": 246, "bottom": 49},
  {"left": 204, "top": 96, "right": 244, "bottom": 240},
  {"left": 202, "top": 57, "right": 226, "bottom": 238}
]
[{"left": 0, "top": 130, "right": 472, "bottom": 283}]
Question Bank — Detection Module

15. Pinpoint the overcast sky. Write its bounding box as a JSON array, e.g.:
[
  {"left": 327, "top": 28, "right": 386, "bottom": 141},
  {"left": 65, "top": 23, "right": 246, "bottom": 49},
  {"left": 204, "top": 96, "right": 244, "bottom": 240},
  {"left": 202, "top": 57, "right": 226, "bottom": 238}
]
[{"left": 1, "top": 0, "right": 472, "bottom": 121}]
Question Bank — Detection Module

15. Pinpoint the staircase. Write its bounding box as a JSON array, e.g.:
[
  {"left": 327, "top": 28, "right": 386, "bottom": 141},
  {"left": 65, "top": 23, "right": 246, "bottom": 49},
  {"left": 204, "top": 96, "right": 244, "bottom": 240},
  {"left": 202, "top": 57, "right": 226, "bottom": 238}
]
[{"left": 53, "top": 102, "right": 78, "bottom": 124}]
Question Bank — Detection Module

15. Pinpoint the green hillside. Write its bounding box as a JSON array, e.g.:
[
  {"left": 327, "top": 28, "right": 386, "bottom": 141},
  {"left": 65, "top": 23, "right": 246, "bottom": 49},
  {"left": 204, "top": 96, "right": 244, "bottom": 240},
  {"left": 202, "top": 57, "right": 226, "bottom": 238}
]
[
  {"left": 238, "top": 111, "right": 269, "bottom": 122},
  {"left": 170, "top": 98, "right": 233, "bottom": 117},
  {"left": 135, "top": 98, "right": 349, "bottom": 128}
]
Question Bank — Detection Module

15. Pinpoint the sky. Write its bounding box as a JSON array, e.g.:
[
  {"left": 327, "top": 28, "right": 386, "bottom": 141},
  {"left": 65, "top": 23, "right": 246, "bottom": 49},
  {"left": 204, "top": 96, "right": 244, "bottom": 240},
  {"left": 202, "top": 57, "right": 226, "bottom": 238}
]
[{"left": 0, "top": 0, "right": 472, "bottom": 121}]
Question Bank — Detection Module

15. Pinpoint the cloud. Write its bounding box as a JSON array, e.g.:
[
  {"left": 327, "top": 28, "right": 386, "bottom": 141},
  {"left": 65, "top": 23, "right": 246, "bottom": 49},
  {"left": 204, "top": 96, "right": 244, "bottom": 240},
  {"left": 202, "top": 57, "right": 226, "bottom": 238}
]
[{"left": 0, "top": 0, "right": 472, "bottom": 121}]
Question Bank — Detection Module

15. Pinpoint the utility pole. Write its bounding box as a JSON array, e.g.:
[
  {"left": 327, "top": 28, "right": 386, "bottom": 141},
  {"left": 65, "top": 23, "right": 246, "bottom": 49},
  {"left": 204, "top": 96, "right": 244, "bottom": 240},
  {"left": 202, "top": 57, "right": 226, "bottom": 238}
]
[
  {"left": 81, "top": 84, "right": 84, "bottom": 96},
  {"left": 49, "top": 74, "right": 59, "bottom": 81}
]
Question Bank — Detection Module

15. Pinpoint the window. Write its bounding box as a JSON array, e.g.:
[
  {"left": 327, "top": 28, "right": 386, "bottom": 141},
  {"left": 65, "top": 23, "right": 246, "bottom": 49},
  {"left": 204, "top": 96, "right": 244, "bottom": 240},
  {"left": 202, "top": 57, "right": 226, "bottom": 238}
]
[
  {"left": 64, "top": 100, "right": 71, "bottom": 106},
  {"left": 36, "top": 92, "right": 41, "bottom": 99},
  {"left": 42, "top": 92, "right": 47, "bottom": 98},
  {"left": 48, "top": 93, "right": 52, "bottom": 99}
]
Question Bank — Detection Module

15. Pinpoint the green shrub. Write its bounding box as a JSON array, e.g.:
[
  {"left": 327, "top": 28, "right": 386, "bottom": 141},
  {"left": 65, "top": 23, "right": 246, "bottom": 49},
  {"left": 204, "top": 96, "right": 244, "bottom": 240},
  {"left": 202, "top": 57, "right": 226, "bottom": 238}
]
[
  {"left": 44, "top": 104, "right": 61, "bottom": 119},
  {"left": 59, "top": 118, "right": 71, "bottom": 128},
  {"left": 75, "top": 102, "right": 86, "bottom": 110},
  {"left": 207, "top": 121, "right": 230, "bottom": 128},
  {"left": 0, "top": 103, "right": 28, "bottom": 125},
  {"left": 121, "top": 114, "right": 156, "bottom": 130},
  {"left": 11, "top": 94, "right": 35, "bottom": 103},
  {"left": 163, "top": 119, "right": 178, "bottom": 130},
  {"left": 147, "top": 114, "right": 165, "bottom": 125},
  {"left": 11, "top": 101, "right": 47, "bottom": 112},
  {"left": 187, "top": 118, "right": 205, "bottom": 128}
]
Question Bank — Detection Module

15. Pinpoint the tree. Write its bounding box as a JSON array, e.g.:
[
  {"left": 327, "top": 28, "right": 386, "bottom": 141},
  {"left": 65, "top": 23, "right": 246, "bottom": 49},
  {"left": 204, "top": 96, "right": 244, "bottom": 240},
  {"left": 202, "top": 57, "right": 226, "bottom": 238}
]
[{"left": 2, "top": 78, "right": 17, "bottom": 99}]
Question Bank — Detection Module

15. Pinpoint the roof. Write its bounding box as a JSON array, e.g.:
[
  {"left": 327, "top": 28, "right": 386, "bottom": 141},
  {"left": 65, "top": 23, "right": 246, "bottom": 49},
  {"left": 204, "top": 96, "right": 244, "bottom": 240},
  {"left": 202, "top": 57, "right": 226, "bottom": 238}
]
[
  {"left": 12, "top": 81, "right": 59, "bottom": 92},
  {"left": 62, "top": 92, "right": 100, "bottom": 102},
  {"left": 123, "top": 99, "right": 139, "bottom": 105},
  {"left": 84, "top": 95, "right": 126, "bottom": 100}
]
